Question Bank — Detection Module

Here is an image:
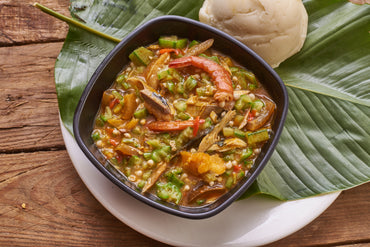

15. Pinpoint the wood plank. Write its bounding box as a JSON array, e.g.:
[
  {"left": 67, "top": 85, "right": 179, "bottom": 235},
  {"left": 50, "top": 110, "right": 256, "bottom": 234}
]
[
  {"left": 267, "top": 182, "right": 370, "bottom": 247},
  {"left": 0, "top": 150, "right": 369, "bottom": 246},
  {"left": 0, "top": 42, "right": 65, "bottom": 152},
  {"left": 0, "top": 0, "right": 69, "bottom": 45},
  {"left": 0, "top": 126, "right": 64, "bottom": 153},
  {"left": 0, "top": 150, "right": 169, "bottom": 247}
]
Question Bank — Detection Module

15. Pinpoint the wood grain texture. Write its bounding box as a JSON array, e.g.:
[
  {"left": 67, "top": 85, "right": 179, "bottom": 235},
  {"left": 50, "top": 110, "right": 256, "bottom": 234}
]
[
  {"left": 0, "top": 0, "right": 69, "bottom": 45},
  {"left": 0, "top": 0, "right": 369, "bottom": 246},
  {"left": 0, "top": 151, "right": 169, "bottom": 247},
  {"left": 0, "top": 43, "right": 65, "bottom": 152}
]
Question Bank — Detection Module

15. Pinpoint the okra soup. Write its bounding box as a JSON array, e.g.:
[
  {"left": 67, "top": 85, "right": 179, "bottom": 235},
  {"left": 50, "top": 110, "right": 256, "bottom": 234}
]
[{"left": 92, "top": 36, "right": 276, "bottom": 207}]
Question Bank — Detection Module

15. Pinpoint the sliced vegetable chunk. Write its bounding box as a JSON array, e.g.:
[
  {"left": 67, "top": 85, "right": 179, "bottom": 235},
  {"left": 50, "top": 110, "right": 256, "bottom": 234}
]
[
  {"left": 247, "top": 129, "right": 270, "bottom": 146},
  {"left": 158, "top": 36, "right": 188, "bottom": 49},
  {"left": 129, "top": 46, "right": 154, "bottom": 66}
]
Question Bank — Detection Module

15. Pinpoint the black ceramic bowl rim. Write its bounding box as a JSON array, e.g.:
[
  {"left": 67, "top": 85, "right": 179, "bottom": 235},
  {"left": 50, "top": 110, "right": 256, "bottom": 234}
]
[{"left": 73, "top": 15, "right": 288, "bottom": 219}]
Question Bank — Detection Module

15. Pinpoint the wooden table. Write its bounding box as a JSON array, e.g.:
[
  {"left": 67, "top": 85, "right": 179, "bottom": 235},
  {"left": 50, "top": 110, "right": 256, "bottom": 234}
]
[{"left": 1, "top": 1, "right": 369, "bottom": 246}]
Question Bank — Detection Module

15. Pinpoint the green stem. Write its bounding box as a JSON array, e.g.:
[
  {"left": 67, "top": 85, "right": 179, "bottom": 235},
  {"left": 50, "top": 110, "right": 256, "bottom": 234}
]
[{"left": 34, "top": 2, "right": 121, "bottom": 43}]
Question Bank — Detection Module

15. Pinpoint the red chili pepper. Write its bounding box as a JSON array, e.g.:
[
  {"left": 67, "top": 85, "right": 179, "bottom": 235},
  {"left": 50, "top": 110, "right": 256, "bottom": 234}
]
[
  {"left": 109, "top": 98, "right": 120, "bottom": 109},
  {"left": 193, "top": 116, "right": 200, "bottom": 137},
  {"left": 105, "top": 127, "right": 114, "bottom": 135},
  {"left": 115, "top": 154, "right": 123, "bottom": 164},
  {"left": 109, "top": 139, "right": 119, "bottom": 146},
  {"left": 233, "top": 164, "right": 242, "bottom": 173},
  {"left": 248, "top": 109, "right": 257, "bottom": 121},
  {"left": 159, "top": 48, "right": 181, "bottom": 55},
  {"left": 146, "top": 118, "right": 205, "bottom": 132}
]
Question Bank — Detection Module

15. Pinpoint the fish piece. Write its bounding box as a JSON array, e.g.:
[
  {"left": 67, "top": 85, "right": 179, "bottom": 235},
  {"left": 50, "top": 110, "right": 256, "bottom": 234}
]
[
  {"left": 199, "top": 104, "right": 223, "bottom": 119},
  {"left": 115, "top": 143, "right": 142, "bottom": 156},
  {"left": 186, "top": 102, "right": 223, "bottom": 119},
  {"left": 185, "top": 96, "right": 223, "bottom": 118},
  {"left": 233, "top": 90, "right": 250, "bottom": 100},
  {"left": 140, "top": 89, "right": 173, "bottom": 121},
  {"left": 142, "top": 162, "right": 167, "bottom": 193},
  {"left": 126, "top": 76, "right": 145, "bottom": 90},
  {"left": 186, "top": 183, "right": 226, "bottom": 204},
  {"left": 208, "top": 138, "right": 247, "bottom": 152},
  {"left": 238, "top": 108, "right": 250, "bottom": 129},
  {"left": 198, "top": 110, "right": 236, "bottom": 152},
  {"left": 185, "top": 39, "right": 214, "bottom": 57},
  {"left": 121, "top": 93, "right": 138, "bottom": 120},
  {"left": 145, "top": 52, "right": 170, "bottom": 90}
]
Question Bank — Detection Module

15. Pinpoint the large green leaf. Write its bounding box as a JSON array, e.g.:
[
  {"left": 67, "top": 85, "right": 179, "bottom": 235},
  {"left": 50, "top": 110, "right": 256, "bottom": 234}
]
[
  {"left": 52, "top": 0, "right": 369, "bottom": 200},
  {"left": 250, "top": 0, "right": 370, "bottom": 200}
]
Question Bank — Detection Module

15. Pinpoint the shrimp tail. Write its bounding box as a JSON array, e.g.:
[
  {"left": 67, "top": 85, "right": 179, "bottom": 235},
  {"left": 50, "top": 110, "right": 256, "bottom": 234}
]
[{"left": 168, "top": 56, "right": 193, "bottom": 68}]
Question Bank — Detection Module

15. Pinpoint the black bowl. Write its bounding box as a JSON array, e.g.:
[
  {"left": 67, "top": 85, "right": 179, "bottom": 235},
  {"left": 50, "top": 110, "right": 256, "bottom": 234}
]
[{"left": 73, "top": 15, "right": 288, "bottom": 219}]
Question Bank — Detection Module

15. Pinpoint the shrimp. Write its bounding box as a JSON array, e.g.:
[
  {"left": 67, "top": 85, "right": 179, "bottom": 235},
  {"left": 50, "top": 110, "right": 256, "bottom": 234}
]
[{"left": 168, "top": 56, "right": 234, "bottom": 105}]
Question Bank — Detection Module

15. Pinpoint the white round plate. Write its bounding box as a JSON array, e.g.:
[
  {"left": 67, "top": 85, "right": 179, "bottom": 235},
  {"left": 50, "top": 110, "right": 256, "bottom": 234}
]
[{"left": 61, "top": 123, "right": 340, "bottom": 247}]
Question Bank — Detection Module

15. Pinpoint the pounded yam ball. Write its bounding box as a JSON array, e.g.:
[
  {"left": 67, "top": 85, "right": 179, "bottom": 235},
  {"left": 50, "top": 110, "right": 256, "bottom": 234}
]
[{"left": 199, "top": 0, "right": 308, "bottom": 68}]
